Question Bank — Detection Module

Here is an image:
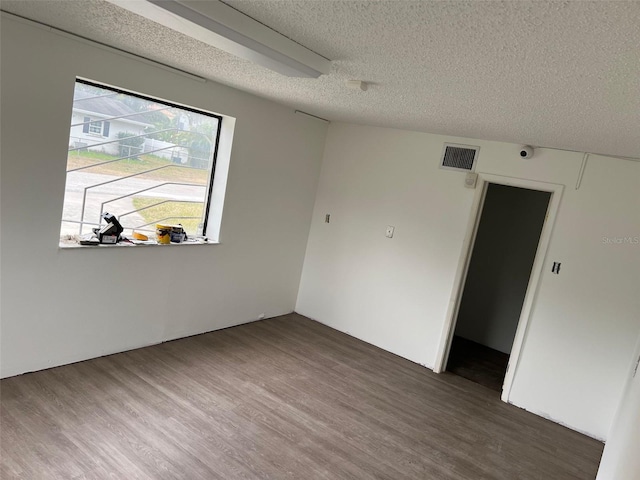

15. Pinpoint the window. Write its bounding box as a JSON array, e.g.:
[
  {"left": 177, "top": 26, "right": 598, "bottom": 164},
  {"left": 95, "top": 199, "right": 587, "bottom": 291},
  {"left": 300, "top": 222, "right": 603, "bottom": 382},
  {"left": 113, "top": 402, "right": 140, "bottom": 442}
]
[
  {"left": 61, "top": 79, "right": 221, "bottom": 243},
  {"left": 86, "top": 118, "right": 107, "bottom": 136}
]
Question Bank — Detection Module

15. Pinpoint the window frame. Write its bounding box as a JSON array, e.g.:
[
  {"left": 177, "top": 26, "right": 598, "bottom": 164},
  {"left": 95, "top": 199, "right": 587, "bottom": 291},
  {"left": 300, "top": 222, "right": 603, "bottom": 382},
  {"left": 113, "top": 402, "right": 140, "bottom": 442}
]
[
  {"left": 68, "top": 78, "right": 223, "bottom": 238},
  {"left": 87, "top": 118, "right": 104, "bottom": 136}
]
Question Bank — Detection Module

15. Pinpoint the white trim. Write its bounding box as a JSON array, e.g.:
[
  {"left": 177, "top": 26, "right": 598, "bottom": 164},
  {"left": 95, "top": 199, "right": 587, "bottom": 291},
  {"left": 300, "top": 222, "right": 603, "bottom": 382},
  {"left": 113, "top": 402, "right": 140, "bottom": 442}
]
[
  {"left": 87, "top": 119, "right": 104, "bottom": 135},
  {"left": 205, "top": 115, "right": 235, "bottom": 243},
  {"left": 432, "top": 173, "right": 564, "bottom": 405},
  {"left": 432, "top": 180, "right": 488, "bottom": 373}
]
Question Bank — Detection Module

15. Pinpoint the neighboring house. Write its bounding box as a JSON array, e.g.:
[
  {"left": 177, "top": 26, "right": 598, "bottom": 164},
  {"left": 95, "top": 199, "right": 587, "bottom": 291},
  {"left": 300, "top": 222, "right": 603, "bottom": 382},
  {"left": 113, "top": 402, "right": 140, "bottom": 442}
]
[{"left": 69, "top": 90, "right": 154, "bottom": 156}]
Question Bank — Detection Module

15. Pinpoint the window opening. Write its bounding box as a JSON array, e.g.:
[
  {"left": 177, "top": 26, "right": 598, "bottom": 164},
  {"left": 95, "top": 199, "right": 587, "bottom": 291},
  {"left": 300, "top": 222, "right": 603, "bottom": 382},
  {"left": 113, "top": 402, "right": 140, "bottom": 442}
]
[{"left": 61, "top": 79, "right": 222, "bottom": 243}]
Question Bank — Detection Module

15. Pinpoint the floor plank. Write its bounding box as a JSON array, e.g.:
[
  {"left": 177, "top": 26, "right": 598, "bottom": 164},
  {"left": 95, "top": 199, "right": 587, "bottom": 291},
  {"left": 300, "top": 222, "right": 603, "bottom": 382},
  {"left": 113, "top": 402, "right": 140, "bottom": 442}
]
[
  {"left": 447, "top": 335, "right": 510, "bottom": 392},
  {"left": 0, "top": 313, "right": 603, "bottom": 479}
]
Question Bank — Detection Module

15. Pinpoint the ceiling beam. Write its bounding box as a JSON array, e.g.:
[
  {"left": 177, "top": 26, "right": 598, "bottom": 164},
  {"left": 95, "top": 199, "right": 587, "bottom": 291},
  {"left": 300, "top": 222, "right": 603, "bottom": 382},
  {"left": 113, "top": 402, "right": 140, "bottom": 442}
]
[{"left": 106, "top": 0, "right": 331, "bottom": 78}]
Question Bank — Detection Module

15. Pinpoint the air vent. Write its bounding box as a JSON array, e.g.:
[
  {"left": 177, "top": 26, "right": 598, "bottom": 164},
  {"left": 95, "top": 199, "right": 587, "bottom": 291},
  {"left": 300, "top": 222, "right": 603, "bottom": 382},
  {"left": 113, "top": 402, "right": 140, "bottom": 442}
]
[{"left": 440, "top": 144, "right": 480, "bottom": 172}]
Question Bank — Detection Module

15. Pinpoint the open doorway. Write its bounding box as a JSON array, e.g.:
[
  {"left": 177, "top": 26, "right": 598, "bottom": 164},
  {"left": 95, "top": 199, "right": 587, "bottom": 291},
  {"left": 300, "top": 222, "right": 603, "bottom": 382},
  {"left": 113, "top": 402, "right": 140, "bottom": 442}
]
[{"left": 446, "top": 183, "right": 551, "bottom": 393}]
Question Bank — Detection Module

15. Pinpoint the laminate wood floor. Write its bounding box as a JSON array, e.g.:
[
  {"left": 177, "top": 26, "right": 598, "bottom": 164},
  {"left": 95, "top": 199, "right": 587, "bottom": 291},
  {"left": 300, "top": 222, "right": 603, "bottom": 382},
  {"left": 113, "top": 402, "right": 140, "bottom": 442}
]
[
  {"left": 0, "top": 313, "right": 603, "bottom": 479},
  {"left": 447, "top": 336, "right": 510, "bottom": 393}
]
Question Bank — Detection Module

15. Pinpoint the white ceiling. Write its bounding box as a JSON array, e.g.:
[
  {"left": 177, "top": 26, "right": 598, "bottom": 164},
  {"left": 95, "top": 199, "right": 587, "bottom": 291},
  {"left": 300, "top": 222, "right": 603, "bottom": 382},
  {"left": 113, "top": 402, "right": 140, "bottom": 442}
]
[{"left": 3, "top": 0, "right": 640, "bottom": 159}]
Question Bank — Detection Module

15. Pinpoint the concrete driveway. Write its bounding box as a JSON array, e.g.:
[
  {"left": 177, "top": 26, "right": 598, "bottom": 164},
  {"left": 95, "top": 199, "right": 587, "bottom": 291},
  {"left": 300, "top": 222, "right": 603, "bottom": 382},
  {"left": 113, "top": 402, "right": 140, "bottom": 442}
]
[{"left": 61, "top": 171, "right": 206, "bottom": 236}]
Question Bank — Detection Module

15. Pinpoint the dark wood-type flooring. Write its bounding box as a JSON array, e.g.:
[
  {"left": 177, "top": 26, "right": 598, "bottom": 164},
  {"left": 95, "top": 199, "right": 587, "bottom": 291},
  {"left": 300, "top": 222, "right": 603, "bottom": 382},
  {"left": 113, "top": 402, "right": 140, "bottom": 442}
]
[
  {"left": 0, "top": 314, "right": 603, "bottom": 479},
  {"left": 447, "top": 336, "right": 510, "bottom": 393}
]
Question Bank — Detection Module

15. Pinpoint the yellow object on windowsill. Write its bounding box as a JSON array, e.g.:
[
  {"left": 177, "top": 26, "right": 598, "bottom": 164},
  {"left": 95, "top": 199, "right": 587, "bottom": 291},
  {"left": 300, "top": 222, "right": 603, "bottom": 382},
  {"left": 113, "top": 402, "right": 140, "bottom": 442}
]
[
  {"left": 132, "top": 231, "right": 149, "bottom": 241},
  {"left": 155, "top": 224, "right": 172, "bottom": 244}
]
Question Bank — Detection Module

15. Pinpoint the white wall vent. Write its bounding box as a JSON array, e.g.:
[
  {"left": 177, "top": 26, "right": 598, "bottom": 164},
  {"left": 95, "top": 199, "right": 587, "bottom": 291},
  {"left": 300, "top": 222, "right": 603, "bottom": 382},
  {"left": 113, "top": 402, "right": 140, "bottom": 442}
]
[{"left": 440, "top": 144, "right": 480, "bottom": 172}]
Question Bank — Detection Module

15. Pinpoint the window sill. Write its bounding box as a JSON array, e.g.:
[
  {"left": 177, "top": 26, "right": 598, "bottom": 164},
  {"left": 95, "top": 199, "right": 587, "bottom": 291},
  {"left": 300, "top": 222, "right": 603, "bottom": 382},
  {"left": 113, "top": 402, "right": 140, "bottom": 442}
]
[{"left": 59, "top": 239, "right": 218, "bottom": 249}]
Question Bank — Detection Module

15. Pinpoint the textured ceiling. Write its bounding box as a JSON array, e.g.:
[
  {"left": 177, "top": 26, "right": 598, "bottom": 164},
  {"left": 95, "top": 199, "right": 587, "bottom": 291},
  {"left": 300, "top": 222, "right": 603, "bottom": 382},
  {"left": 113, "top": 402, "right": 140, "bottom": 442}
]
[{"left": 2, "top": 0, "right": 640, "bottom": 158}]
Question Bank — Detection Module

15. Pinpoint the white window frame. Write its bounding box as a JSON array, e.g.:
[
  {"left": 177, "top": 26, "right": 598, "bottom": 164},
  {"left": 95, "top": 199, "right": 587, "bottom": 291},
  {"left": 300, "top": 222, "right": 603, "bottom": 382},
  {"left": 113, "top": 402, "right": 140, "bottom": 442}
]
[{"left": 87, "top": 118, "right": 104, "bottom": 136}]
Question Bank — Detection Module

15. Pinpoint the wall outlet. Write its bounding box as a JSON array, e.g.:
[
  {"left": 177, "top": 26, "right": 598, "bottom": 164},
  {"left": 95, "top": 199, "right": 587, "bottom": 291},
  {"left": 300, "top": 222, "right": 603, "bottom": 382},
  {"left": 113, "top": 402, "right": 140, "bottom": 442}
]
[
  {"left": 325, "top": 213, "right": 330, "bottom": 223},
  {"left": 386, "top": 225, "right": 395, "bottom": 238}
]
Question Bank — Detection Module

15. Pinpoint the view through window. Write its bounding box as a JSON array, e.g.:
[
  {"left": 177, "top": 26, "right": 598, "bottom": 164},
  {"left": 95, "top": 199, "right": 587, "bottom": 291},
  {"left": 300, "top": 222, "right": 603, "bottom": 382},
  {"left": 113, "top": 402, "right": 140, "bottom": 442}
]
[{"left": 61, "top": 79, "right": 221, "bottom": 241}]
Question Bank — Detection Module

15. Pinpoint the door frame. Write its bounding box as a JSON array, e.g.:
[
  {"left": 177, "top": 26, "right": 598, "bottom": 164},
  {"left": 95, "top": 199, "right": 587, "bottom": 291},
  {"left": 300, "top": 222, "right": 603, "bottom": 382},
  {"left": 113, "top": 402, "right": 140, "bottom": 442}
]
[{"left": 432, "top": 173, "right": 564, "bottom": 403}]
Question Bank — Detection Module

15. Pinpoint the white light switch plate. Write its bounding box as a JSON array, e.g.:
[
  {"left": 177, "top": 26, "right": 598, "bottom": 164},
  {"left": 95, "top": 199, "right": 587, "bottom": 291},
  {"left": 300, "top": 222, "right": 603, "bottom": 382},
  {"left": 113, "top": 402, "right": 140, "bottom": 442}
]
[{"left": 386, "top": 225, "right": 395, "bottom": 238}]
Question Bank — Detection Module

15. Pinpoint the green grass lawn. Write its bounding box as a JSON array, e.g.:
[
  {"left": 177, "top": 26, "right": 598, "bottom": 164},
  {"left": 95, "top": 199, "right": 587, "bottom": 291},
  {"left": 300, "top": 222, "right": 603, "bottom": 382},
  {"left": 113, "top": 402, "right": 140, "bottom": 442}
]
[
  {"left": 132, "top": 197, "right": 203, "bottom": 235},
  {"left": 67, "top": 151, "right": 209, "bottom": 184}
]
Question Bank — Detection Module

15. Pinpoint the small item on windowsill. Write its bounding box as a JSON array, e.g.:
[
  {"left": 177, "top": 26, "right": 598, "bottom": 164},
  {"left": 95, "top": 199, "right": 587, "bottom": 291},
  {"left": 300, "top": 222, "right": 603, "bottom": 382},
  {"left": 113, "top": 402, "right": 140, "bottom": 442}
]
[
  {"left": 79, "top": 234, "right": 100, "bottom": 246},
  {"left": 132, "top": 231, "right": 149, "bottom": 241},
  {"left": 126, "top": 237, "right": 156, "bottom": 245},
  {"left": 93, "top": 212, "right": 124, "bottom": 244},
  {"left": 170, "top": 224, "right": 186, "bottom": 243},
  {"left": 189, "top": 236, "right": 208, "bottom": 244},
  {"left": 99, "top": 233, "right": 118, "bottom": 244},
  {"left": 156, "top": 224, "right": 172, "bottom": 244}
]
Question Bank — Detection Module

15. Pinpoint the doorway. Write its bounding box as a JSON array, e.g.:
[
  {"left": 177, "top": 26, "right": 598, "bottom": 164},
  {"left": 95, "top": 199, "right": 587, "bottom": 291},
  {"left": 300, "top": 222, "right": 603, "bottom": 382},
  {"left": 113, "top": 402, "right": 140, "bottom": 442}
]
[{"left": 445, "top": 183, "right": 552, "bottom": 393}]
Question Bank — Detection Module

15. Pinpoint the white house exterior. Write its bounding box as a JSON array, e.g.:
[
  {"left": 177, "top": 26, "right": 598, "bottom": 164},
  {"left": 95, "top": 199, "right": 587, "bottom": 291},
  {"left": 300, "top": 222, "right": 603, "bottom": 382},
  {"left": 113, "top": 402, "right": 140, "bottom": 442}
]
[
  {"left": 69, "top": 91, "right": 153, "bottom": 156},
  {"left": 142, "top": 137, "right": 189, "bottom": 163},
  {"left": 69, "top": 89, "right": 214, "bottom": 166}
]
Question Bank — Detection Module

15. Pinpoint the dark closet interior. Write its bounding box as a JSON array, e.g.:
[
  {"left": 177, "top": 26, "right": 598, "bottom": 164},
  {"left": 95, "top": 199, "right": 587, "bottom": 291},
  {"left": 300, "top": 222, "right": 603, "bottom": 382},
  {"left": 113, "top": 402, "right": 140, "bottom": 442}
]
[{"left": 447, "top": 183, "right": 551, "bottom": 392}]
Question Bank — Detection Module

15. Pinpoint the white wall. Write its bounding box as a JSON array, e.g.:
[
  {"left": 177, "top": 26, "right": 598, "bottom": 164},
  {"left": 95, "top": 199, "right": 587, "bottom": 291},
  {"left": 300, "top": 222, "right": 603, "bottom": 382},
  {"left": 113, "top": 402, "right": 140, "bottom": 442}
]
[
  {"left": 455, "top": 184, "right": 550, "bottom": 354},
  {"left": 0, "top": 16, "right": 327, "bottom": 378},
  {"left": 596, "top": 334, "right": 640, "bottom": 479},
  {"left": 296, "top": 122, "right": 640, "bottom": 439}
]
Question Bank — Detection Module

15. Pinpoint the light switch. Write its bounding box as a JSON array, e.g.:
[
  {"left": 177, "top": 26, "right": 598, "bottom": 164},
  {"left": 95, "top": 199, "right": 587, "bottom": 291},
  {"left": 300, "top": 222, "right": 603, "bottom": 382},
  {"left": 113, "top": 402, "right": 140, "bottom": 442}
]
[{"left": 386, "top": 226, "right": 395, "bottom": 238}]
